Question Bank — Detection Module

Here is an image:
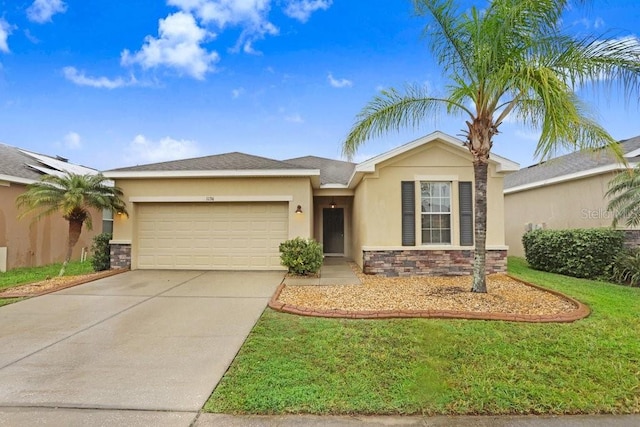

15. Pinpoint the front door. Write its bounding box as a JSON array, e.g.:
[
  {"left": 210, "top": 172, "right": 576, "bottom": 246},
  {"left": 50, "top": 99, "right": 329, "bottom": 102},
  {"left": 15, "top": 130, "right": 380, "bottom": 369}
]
[{"left": 323, "top": 208, "right": 344, "bottom": 254}]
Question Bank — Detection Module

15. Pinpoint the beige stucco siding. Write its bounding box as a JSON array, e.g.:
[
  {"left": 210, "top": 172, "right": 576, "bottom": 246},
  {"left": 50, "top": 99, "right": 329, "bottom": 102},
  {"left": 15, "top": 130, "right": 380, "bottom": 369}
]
[
  {"left": 112, "top": 176, "right": 314, "bottom": 269},
  {"left": 352, "top": 142, "right": 506, "bottom": 254},
  {"left": 504, "top": 173, "right": 617, "bottom": 257},
  {"left": 350, "top": 179, "right": 368, "bottom": 268},
  {"left": 0, "top": 182, "right": 100, "bottom": 271}
]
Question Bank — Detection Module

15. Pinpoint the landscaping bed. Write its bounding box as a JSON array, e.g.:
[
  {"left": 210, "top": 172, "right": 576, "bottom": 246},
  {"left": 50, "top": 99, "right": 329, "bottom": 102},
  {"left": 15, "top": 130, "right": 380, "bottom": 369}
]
[
  {"left": 0, "top": 268, "right": 125, "bottom": 298},
  {"left": 272, "top": 268, "right": 587, "bottom": 322}
]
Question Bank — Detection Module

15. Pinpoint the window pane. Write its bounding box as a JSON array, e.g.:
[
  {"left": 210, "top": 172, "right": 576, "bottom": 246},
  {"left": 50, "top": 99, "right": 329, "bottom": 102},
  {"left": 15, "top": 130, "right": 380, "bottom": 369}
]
[
  {"left": 102, "top": 220, "right": 113, "bottom": 234},
  {"left": 420, "top": 181, "right": 452, "bottom": 245}
]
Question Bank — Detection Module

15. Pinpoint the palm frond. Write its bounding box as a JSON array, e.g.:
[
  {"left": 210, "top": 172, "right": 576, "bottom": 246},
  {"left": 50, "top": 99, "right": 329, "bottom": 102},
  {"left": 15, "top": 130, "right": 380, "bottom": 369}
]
[
  {"left": 342, "top": 85, "right": 471, "bottom": 159},
  {"left": 16, "top": 171, "right": 128, "bottom": 224},
  {"left": 606, "top": 166, "right": 640, "bottom": 227}
]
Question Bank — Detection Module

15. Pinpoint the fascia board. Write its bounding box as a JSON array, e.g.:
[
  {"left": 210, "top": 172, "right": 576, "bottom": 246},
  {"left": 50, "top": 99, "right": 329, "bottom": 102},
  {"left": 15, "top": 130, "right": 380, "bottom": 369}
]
[
  {"left": 0, "top": 174, "right": 37, "bottom": 185},
  {"left": 504, "top": 162, "right": 635, "bottom": 194},
  {"left": 103, "top": 169, "right": 321, "bottom": 179}
]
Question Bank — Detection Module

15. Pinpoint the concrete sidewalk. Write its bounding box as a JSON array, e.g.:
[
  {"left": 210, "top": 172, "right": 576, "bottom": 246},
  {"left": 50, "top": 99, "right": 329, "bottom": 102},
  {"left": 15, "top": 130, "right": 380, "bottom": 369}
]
[
  {"left": 283, "top": 257, "right": 361, "bottom": 286},
  {"left": 1, "top": 410, "right": 638, "bottom": 426},
  {"left": 197, "top": 414, "right": 640, "bottom": 426}
]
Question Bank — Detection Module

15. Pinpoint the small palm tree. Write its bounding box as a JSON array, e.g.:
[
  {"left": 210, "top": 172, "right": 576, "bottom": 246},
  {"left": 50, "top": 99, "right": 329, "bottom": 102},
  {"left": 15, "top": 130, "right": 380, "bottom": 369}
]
[
  {"left": 343, "top": 0, "right": 640, "bottom": 292},
  {"left": 17, "top": 172, "right": 128, "bottom": 276},
  {"left": 606, "top": 166, "right": 640, "bottom": 227}
]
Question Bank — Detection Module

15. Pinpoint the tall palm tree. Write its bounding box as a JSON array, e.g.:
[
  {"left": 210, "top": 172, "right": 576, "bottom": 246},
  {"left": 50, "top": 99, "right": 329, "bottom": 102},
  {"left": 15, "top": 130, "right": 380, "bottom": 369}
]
[
  {"left": 343, "top": 0, "right": 640, "bottom": 292},
  {"left": 606, "top": 166, "right": 640, "bottom": 227},
  {"left": 17, "top": 172, "right": 128, "bottom": 276}
]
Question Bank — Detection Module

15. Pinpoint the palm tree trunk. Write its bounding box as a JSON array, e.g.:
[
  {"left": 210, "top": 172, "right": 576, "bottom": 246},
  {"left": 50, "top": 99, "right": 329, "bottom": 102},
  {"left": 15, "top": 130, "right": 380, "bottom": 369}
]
[
  {"left": 59, "top": 219, "right": 83, "bottom": 277},
  {"left": 471, "top": 160, "right": 488, "bottom": 293}
]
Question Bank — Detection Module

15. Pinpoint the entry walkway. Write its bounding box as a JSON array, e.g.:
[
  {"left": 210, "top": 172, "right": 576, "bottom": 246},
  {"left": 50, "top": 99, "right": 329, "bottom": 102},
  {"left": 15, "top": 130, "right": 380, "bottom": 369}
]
[{"left": 282, "top": 257, "right": 361, "bottom": 286}]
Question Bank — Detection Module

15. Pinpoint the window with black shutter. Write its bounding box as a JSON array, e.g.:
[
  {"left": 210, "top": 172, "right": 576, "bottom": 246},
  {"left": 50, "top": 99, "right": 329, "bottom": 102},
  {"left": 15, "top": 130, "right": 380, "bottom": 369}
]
[
  {"left": 458, "top": 181, "right": 474, "bottom": 246},
  {"left": 401, "top": 181, "right": 415, "bottom": 246}
]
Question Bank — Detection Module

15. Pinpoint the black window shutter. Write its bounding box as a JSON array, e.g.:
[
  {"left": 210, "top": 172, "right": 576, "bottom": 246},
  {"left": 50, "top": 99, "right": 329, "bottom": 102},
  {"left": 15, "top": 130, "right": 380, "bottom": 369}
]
[
  {"left": 401, "top": 181, "right": 415, "bottom": 246},
  {"left": 459, "top": 181, "right": 474, "bottom": 246}
]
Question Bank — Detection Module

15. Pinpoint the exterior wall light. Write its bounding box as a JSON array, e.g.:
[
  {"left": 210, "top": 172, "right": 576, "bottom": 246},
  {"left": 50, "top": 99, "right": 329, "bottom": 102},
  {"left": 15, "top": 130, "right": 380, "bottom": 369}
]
[
  {"left": 295, "top": 205, "right": 303, "bottom": 214},
  {"left": 330, "top": 199, "right": 336, "bottom": 209}
]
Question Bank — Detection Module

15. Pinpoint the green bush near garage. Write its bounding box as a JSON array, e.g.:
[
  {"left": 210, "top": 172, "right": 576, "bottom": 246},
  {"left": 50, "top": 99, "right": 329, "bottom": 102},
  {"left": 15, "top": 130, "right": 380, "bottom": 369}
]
[
  {"left": 91, "top": 232, "right": 112, "bottom": 272},
  {"left": 279, "top": 237, "right": 323, "bottom": 275}
]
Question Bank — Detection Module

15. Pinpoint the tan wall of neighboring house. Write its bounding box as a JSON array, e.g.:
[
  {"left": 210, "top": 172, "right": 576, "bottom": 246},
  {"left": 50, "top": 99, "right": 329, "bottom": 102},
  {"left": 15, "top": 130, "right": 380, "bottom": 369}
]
[
  {"left": 0, "top": 182, "right": 101, "bottom": 271},
  {"left": 112, "top": 176, "right": 314, "bottom": 260},
  {"left": 504, "top": 173, "right": 619, "bottom": 257},
  {"left": 350, "top": 141, "right": 508, "bottom": 268}
]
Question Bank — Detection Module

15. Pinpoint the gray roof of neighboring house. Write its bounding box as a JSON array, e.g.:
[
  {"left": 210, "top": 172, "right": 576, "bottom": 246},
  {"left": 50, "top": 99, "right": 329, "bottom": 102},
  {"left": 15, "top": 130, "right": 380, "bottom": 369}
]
[
  {"left": 284, "top": 156, "right": 356, "bottom": 185},
  {"left": 0, "top": 143, "right": 45, "bottom": 181},
  {"left": 0, "top": 143, "right": 95, "bottom": 182},
  {"left": 108, "top": 152, "right": 304, "bottom": 172},
  {"left": 504, "top": 135, "right": 640, "bottom": 189}
]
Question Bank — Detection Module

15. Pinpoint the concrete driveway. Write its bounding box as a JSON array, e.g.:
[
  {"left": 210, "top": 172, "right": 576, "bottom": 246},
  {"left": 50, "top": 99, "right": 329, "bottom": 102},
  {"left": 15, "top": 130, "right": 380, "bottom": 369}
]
[{"left": 0, "top": 270, "right": 283, "bottom": 420}]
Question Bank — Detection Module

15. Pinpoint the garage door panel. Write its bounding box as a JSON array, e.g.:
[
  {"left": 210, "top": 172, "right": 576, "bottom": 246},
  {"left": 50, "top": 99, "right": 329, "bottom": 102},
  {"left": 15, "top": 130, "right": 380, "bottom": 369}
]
[{"left": 136, "top": 202, "right": 288, "bottom": 270}]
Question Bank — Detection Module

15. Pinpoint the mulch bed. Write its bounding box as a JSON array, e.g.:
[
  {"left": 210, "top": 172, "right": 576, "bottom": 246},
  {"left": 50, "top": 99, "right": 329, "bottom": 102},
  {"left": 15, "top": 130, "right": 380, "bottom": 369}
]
[
  {"left": 0, "top": 269, "right": 128, "bottom": 298},
  {"left": 270, "top": 265, "right": 590, "bottom": 323}
]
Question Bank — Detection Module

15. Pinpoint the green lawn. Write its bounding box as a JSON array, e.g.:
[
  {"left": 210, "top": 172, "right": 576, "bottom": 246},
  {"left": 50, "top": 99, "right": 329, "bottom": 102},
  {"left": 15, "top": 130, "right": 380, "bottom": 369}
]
[
  {"left": 205, "top": 257, "right": 640, "bottom": 415},
  {"left": 0, "top": 260, "right": 94, "bottom": 291},
  {"left": 0, "top": 260, "right": 94, "bottom": 307}
]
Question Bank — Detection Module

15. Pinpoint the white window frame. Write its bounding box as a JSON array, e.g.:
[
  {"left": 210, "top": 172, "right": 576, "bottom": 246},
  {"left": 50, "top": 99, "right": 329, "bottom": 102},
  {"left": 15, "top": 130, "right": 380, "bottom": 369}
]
[{"left": 420, "top": 181, "right": 452, "bottom": 245}]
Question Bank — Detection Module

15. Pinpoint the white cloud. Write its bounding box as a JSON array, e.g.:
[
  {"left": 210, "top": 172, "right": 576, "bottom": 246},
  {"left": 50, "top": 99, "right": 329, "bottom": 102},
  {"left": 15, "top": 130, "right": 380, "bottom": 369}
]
[
  {"left": 231, "top": 87, "right": 245, "bottom": 98},
  {"left": 27, "top": 0, "right": 67, "bottom": 24},
  {"left": 594, "top": 17, "right": 605, "bottom": 29},
  {"left": 285, "top": 113, "right": 304, "bottom": 123},
  {"left": 127, "top": 134, "right": 200, "bottom": 164},
  {"left": 63, "top": 131, "right": 81, "bottom": 149},
  {"left": 328, "top": 72, "right": 352, "bottom": 88},
  {"left": 121, "top": 11, "right": 219, "bottom": 80},
  {"left": 63, "top": 66, "right": 132, "bottom": 89},
  {"left": 167, "top": 0, "right": 278, "bottom": 55},
  {"left": 284, "top": 0, "right": 332, "bottom": 23},
  {"left": 0, "top": 19, "right": 13, "bottom": 53}
]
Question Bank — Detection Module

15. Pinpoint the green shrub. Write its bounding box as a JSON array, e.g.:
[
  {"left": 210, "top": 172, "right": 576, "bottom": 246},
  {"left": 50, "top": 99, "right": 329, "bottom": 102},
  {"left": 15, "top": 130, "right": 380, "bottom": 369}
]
[
  {"left": 91, "top": 232, "right": 112, "bottom": 272},
  {"left": 608, "top": 248, "right": 640, "bottom": 287},
  {"left": 522, "top": 228, "right": 624, "bottom": 279},
  {"left": 279, "top": 237, "right": 323, "bottom": 275}
]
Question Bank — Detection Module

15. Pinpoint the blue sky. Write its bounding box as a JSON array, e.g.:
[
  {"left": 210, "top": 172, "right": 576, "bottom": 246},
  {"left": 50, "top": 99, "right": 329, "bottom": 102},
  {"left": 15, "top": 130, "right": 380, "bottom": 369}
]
[{"left": 0, "top": 0, "right": 639, "bottom": 171}]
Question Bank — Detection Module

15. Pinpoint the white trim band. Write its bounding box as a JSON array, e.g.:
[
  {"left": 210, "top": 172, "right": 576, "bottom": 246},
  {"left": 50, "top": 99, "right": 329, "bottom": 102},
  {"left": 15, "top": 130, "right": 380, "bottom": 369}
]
[
  {"left": 129, "top": 195, "right": 294, "bottom": 203},
  {"left": 362, "top": 245, "right": 509, "bottom": 251},
  {"left": 104, "top": 169, "right": 320, "bottom": 179}
]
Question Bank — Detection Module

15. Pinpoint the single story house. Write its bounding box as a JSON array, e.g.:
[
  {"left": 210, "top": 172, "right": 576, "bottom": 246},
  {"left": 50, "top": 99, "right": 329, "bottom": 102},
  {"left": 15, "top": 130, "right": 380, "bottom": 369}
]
[
  {"left": 0, "top": 143, "right": 103, "bottom": 271},
  {"left": 104, "top": 131, "right": 519, "bottom": 276},
  {"left": 504, "top": 135, "right": 640, "bottom": 257}
]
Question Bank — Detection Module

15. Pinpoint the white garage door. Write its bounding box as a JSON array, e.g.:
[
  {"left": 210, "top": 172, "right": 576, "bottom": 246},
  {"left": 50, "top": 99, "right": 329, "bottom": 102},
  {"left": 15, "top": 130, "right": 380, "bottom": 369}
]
[{"left": 136, "top": 202, "right": 288, "bottom": 270}]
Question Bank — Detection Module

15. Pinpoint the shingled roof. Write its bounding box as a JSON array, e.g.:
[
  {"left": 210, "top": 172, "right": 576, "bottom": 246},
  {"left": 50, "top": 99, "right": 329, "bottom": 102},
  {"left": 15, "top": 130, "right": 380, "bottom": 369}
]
[
  {"left": 504, "top": 135, "right": 640, "bottom": 191},
  {"left": 0, "top": 143, "right": 96, "bottom": 183},
  {"left": 284, "top": 156, "right": 355, "bottom": 185},
  {"left": 108, "top": 152, "right": 304, "bottom": 172}
]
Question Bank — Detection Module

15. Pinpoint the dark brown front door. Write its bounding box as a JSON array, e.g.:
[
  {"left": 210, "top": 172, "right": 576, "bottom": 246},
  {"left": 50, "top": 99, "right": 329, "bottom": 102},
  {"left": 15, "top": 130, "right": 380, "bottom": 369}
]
[{"left": 323, "top": 208, "right": 344, "bottom": 254}]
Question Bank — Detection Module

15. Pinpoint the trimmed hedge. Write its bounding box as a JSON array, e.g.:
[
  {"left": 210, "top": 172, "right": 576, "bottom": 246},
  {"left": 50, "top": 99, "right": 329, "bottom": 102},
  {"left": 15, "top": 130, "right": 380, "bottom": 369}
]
[
  {"left": 522, "top": 228, "right": 624, "bottom": 279},
  {"left": 279, "top": 237, "right": 323, "bottom": 275}
]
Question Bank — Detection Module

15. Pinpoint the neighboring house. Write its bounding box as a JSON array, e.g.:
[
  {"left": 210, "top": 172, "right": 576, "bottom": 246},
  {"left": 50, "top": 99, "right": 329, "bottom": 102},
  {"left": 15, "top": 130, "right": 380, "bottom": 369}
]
[
  {"left": 0, "top": 143, "right": 103, "bottom": 272},
  {"left": 504, "top": 135, "right": 640, "bottom": 257},
  {"left": 104, "top": 131, "right": 518, "bottom": 276}
]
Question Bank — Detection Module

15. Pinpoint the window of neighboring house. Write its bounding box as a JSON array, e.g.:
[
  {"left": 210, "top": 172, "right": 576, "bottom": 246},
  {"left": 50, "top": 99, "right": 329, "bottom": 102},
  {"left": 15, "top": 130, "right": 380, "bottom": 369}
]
[
  {"left": 421, "top": 182, "right": 452, "bottom": 244},
  {"left": 102, "top": 209, "right": 114, "bottom": 234}
]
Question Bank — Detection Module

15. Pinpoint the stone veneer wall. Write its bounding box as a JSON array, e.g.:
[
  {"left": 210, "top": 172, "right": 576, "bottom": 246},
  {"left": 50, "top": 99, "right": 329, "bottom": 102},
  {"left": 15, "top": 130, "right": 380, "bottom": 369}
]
[
  {"left": 110, "top": 243, "right": 131, "bottom": 269},
  {"left": 363, "top": 249, "right": 507, "bottom": 277},
  {"left": 623, "top": 230, "right": 640, "bottom": 248}
]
